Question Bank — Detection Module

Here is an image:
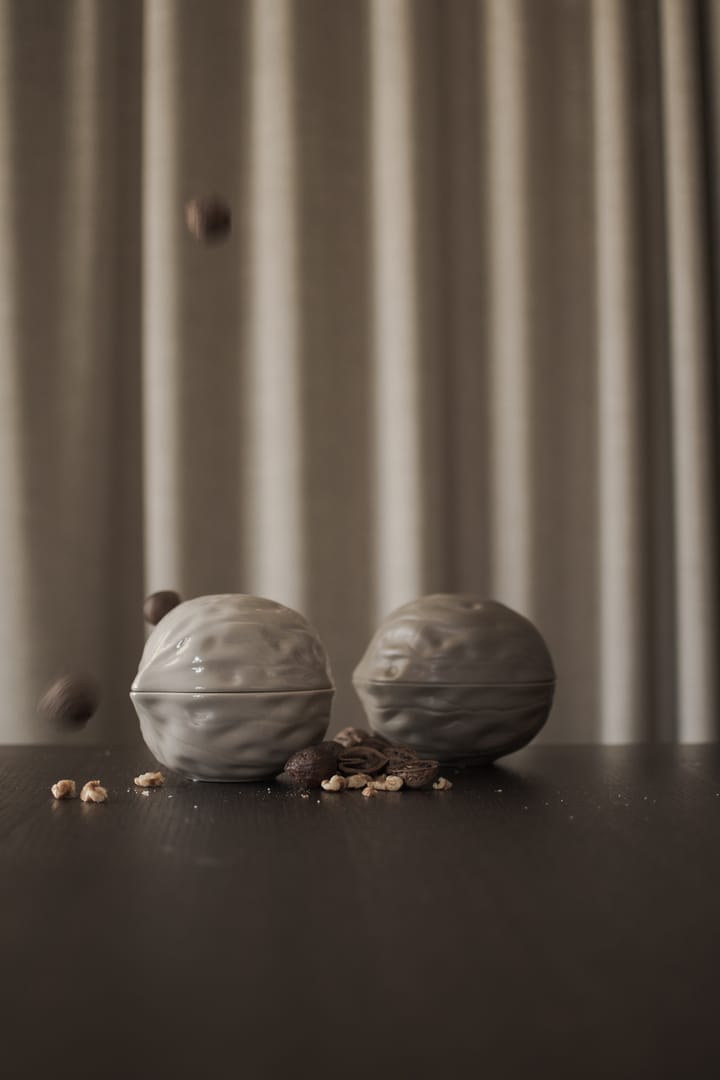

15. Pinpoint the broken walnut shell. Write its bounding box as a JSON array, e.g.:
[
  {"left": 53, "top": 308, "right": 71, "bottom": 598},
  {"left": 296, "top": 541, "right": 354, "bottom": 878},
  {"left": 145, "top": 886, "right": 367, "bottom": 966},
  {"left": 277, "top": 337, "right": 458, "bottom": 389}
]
[
  {"left": 337, "top": 745, "right": 389, "bottom": 777},
  {"left": 393, "top": 759, "right": 440, "bottom": 789}
]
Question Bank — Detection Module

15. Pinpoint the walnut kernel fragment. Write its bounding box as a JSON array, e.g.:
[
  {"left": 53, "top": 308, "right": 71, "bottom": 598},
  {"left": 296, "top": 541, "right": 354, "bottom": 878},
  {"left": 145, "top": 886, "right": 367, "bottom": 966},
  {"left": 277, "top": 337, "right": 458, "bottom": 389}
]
[
  {"left": 361, "top": 785, "right": 376, "bottom": 798},
  {"left": 134, "top": 771, "right": 165, "bottom": 788},
  {"left": 80, "top": 780, "right": 108, "bottom": 803},
  {"left": 378, "top": 775, "right": 404, "bottom": 792},
  {"left": 51, "top": 779, "right": 76, "bottom": 800},
  {"left": 320, "top": 774, "right": 347, "bottom": 792},
  {"left": 432, "top": 777, "right": 453, "bottom": 791},
  {"left": 371, "top": 775, "right": 403, "bottom": 792},
  {"left": 346, "top": 773, "right": 373, "bottom": 790}
]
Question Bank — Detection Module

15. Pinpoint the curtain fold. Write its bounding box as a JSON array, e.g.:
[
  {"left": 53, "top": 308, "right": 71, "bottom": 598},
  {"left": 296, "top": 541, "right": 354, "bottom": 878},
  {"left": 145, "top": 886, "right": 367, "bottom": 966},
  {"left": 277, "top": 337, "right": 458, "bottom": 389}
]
[
  {"left": 0, "top": 0, "right": 718, "bottom": 745},
  {"left": 485, "top": 0, "right": 533, "bottom": 616},
  {"left": 660, "top": 0, "right": 719, "bottom": 740},
  {"left": 592, "top": 0, "right": 648, "bottom": 742}
]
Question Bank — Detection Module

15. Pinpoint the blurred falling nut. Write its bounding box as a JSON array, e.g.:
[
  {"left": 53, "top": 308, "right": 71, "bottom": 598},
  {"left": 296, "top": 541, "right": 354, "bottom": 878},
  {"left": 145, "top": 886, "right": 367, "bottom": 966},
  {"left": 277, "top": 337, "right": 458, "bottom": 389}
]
[
  {"left": 185, "top": 196, "right": 232, "bottom": 241},
  {"left": 39, "top": 674, "right": 100, "bottom": 730},
  {"left": 80, "top": 780, "right": 108, "bottom": 803},
  {"left": 51, "top": 779, "right": 76, "bottom": 800}
]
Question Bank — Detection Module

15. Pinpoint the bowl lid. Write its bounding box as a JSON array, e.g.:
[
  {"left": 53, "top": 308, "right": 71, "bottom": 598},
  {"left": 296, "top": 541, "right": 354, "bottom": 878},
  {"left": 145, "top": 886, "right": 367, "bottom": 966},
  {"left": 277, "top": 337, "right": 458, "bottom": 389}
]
[
  {"left": 353, "top": 595, "right": 555, "bottom": 687},
  {"left": 132, "top": 594, "right": 333, "bottom": 694}
]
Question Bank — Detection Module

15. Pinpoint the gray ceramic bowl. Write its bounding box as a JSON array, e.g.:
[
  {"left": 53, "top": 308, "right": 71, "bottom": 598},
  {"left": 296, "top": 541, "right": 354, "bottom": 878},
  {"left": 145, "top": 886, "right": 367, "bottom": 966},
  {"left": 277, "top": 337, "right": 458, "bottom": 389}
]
[
  {"left": 352, "top": 595, "right": 555, "bottom": 765},
  {"left": 130, "top": 594, "right": 334, "bottom": 780}
]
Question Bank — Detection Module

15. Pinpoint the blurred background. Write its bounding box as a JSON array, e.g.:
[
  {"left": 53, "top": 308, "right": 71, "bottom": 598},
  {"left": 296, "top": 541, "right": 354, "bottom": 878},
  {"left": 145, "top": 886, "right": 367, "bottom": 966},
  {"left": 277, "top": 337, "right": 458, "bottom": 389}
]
[{"left": 0, "top": 0, "right": 718, "bottom": 744}]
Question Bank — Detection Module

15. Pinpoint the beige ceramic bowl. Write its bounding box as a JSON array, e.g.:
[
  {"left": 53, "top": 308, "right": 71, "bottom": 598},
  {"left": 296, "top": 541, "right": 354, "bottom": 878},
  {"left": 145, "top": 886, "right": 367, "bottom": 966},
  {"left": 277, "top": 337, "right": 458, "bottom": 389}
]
[
  {"left": 353, "top": 595, "right": 555, "bottom": 765},
  {"left": 130, "top": 594, "right": 334, "bottom": 781}
]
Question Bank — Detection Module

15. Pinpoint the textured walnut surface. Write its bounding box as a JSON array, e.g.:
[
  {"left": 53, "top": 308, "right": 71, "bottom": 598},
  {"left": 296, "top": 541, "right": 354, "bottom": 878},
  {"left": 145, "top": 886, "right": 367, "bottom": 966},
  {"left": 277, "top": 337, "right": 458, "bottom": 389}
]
[
  {"left": 132, "top": 594, "right": 333, "bottom": 693},
  {"left": 353, "top": 595, "right": 555, "bottom": 686}
]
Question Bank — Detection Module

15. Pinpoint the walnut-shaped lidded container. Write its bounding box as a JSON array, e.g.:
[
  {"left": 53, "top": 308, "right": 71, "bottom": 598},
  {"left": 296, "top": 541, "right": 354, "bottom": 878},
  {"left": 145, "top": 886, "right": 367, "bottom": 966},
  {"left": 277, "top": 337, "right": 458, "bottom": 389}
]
[
  {"left": 352, "top": 595, "right": 555, "bottom": 766},
  {"left": 130, "top": 594, "right": 334, "bottom": 781}
]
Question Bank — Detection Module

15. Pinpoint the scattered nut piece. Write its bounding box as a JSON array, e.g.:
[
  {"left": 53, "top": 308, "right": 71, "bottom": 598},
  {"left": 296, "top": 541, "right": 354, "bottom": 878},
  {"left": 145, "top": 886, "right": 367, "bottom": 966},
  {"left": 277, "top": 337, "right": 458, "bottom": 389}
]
[
  {"left": 371, "top": 776, "right": 404, "bottom": 792},
  {"left": 134, "top": 771, "right": 165, "bottom": 788},
  {"left": 432, "top": 777, "right": 453, "bottom": 791},
  {"left": 320, "top": 774, "right": 347, "bottom": 792},
  {"left": 346, "top": 773, "right": 373, "bottom": 789},
  {"left": 80, "top": 780, "right": 108, "bottom": 803},
  {"left": 51, "top": 779, "right": 76, "bottom": 800},
  {"left": 361, "top": 785, "right": 376, "bottom": 798},
  {"left": 383, "top": 775, "right": 404, "bottom": 791}
]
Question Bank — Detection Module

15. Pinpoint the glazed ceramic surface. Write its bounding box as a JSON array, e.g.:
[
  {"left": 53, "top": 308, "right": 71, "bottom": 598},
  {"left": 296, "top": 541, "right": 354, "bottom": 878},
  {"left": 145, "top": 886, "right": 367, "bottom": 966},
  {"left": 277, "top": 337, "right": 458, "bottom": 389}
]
[
  {"left": 353, "top": 595, "right": 555, "bottom": 765},
  {"left": 131, "top": 594, "right": 334, "bottom": 780}
]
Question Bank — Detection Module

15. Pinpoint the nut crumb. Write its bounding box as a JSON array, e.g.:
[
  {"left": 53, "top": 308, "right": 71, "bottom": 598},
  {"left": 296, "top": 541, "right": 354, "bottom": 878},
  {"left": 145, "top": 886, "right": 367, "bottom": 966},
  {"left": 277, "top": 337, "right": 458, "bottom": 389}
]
[
  {"left": 361, "top": 785, "right": 376, "bottom": 798},
  {"left": 346, "top": 773, "right": 373, "bottom": 789},
  {"left": 320, "top": 774, "right": 346, "bottom": 792},
  {"left": 134, "top": 770, "right": 165, "bottom": 788},
  {"left": 51, "top": 779, "right": 76, "bottom": 800},
  {"left": 80, "top": 780, "right": 108, "bottom": 803},
  {"left": 432, "top": 777, "right": 453, "bottom": 791},
  {"left": 299, "top": 792, "right": 310, "bottom": 799}
]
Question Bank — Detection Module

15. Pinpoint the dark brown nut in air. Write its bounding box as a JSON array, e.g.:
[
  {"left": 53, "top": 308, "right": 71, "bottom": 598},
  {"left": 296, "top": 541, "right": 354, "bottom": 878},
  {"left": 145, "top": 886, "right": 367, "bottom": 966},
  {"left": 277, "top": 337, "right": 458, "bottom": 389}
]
[
  {"left": 185, "top": 196, "right": 232, "bottom": 241},
  {"left": 284, "top": 742, "right": 339, "bottom": 788},
  {"left": 143, "top": 590, "right": 182, "bottom": 626},
  {"left": 337, "top": 745, "right": 389, "bottom": 777},
  {"left": 333, "top": 726, "right": 371, "bottom": 749},
  {"left": 393, "top": 759, "right": 440, "bottom": 789},
  {"left": 39, "top": 674, "right": 100, "bottom": 730}
]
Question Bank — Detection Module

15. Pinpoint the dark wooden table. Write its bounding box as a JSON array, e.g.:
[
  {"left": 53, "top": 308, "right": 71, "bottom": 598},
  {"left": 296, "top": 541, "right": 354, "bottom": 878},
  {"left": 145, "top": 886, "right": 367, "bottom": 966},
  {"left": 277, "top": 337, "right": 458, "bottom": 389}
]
[{"left": 1, "top": 744, "right": 719, "bottom": 1079}]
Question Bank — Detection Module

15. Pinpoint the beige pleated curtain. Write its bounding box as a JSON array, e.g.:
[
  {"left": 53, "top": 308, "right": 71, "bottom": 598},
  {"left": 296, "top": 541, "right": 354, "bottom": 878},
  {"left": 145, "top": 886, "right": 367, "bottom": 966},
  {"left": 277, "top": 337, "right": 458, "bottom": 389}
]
[{"left": 0, "top": 0, "right": 718, "bottom": 745}]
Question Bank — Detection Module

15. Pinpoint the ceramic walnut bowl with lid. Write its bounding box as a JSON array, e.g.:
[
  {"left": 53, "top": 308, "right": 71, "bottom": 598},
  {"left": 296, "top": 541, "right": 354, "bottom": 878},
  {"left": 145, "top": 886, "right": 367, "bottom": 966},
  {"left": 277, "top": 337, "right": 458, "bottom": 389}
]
[
  {"left": 352, "top": 595, "right": 555, "bottom": 765},
  {"left": 130, "top": 594, "right": 334, "bottom": 781}
]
